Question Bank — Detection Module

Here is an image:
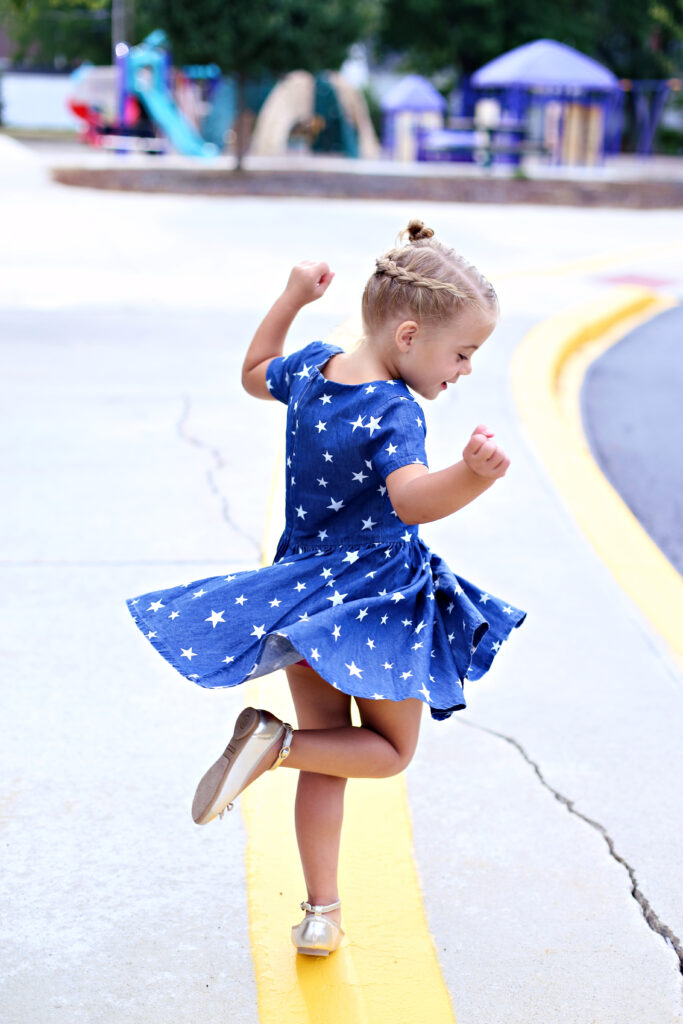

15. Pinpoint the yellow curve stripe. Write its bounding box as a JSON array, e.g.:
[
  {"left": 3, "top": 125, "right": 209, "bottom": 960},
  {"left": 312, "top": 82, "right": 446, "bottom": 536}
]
[
  {"left": 242, "top": 320, "right": 457, "bottom": 1024},
  {"left": 510, "top": 285, "right": 683, "bottom": 668}
]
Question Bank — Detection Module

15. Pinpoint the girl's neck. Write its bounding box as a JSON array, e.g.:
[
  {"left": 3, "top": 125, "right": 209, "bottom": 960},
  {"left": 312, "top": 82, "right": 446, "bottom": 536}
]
[{"left": 323, "top": 338, "right": 398, "bottom": 386}]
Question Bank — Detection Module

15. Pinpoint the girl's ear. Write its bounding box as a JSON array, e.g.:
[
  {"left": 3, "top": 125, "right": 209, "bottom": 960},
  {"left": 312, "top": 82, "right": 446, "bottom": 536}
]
[{"left": 395, "top": 320, "right": 418, "bottom": 353}]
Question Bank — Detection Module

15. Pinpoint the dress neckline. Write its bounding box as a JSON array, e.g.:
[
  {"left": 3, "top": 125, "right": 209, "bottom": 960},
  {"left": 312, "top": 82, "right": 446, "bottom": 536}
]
[{"left": 316, "top": 350, "right": 402, "bottom": 390}]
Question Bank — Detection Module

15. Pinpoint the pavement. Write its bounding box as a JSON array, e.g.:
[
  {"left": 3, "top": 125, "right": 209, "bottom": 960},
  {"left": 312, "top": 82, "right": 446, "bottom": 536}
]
[{"left": 1, "top": 133, "right": 683, "bottom": 1023}]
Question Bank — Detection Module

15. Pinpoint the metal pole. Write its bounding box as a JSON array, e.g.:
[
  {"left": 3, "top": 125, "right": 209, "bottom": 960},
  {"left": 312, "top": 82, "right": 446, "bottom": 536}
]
[{"left": 112, "top": 0, "right": 127, "bottom": 59}]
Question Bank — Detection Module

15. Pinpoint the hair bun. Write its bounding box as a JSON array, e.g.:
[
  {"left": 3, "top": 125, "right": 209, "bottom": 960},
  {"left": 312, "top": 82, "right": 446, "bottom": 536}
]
[{"left": 406, "top": 219, "right": 434, "bottom": 242}]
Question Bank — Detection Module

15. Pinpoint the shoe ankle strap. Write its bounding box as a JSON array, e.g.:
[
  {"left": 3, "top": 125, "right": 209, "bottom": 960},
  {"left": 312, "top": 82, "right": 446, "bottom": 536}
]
[
  {"left": 300, "top": 899, "right": 341, "bottom": 915},
  {"left": 269, "top": 723, "right": 293, "bottom": 771}
]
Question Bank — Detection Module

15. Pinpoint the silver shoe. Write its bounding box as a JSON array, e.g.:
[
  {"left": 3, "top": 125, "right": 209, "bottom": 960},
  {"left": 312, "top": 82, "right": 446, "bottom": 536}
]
[
  {"left": 191, "top": 707, "right": 293, "bottom": 825},
  {"left": 291, "top": 899, "right": 344, "bottom": 956}
]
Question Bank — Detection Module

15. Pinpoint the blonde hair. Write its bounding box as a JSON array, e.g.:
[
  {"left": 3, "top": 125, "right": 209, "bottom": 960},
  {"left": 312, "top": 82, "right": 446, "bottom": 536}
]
[{"left": 361, "top": 219, "right": 499, "bottom": 330}]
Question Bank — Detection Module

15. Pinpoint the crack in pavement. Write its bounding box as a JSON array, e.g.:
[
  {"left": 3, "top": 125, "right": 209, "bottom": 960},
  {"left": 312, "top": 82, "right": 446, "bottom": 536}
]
[
  {"left": 176, "top": 395, "right": 261, "bottom": 557},
  {"left": 460, "top": 717, "right": 683, "bottom": 978}
]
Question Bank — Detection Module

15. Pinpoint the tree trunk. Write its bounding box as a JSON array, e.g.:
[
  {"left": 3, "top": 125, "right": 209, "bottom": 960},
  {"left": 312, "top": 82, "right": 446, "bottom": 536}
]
[{"left": 235, "top": 72, "right": 247, "bottom": 172}]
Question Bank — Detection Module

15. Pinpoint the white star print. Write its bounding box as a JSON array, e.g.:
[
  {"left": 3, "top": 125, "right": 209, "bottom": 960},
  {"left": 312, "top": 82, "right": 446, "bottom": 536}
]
[
  {"left": 447, "top": 602, "right": 454, "bottom": 613},
  {"left": 319, "top": 394, "right": 332, "bottom": 404},
  {"left": 327, "top": 590, "right": 347, "bottom": 606},
  {"left": 294, "top": 581, "right": 306, "bottom": 592},
  {"left": 251, "top": 624, "right": 266, "bottom": 638},
  {"left": 377, "top": 589, "right": 388, "bottom": 597},
  {"left": 310, "top": 648, "right": 321, "bottom": 661},
  {"left": 332, "top": 624, "right": 341, "bottom": 640},
  {"left": 371, "top": 693, "right": 385, "bottom": 700},
  {"left": 366, "top": 638, "right": 375, "bottom": 650},
  {"left": 378, "top": 484, "right": 387, "bottom": 496},
  {"left": 361, "top": 516, "right": 376, "bottom": 531},
  {"left": 295, "top": 363, "right": 311, "bottom": 380},
  {"left": 492, "top": 640, "right": 501, "bottom": 651},
  {"left": 327, "top": 497, "right": 344, "bottom": 512},
  {"left": 181, "top": 647, "right": 196, "bottom": 660},
  {"left": 401, "top": 670, "right": 413, "bottom": 680},
  {"left": 503, "top": 606, "right": 514, "bottom": 614},
  {"left": 148, "top": 599, "right": 164, "bottom": 612},
  {"left": 343, "top": 550, "right": 359, "bottom": 564},
  {"left": 192, "top": 589, "right": 206, "bottom": 599},
  {"left": 224, "top": 574, "right": 236, "bottom": 582},
  {"left": 318, "top": 529, "right": 328, "bottom": 541},
  {"left": 416, "top": 417, "right": 423, "bottom": 428},
  {"left": 365, "top": 385, "right": 376, "bottom": 393},
  {"left": 365, "top": 570, "right": 376, "bottom": 579},
  {"left": 365, "top": 415, "right": 382, "bottom": 436},
  {"left": 401, "top": 530, "right": 412, "bottom": 543},
  {"left": 380, "top": 614, "right": 388, "bottom": 625},
  {"left": 299, "top": 612, "right": 310, "bottom": 622},
  {"left": 223, "top": 655, "right": 234, "bottom": 664},
  {"left": 205, "top": 610, "right": 225, "bottom": 628},
  {"left": 390, "top": 592, "right": 405, "bottom": 603},
  {"left": 479, "top": 592, "right": 490, "bottom": 604},
  {"left": 345, "top": 661, "right": 363, "bottom": 678},
  {"left": 266, "top": 378, "right": 274, "bottom": 391},
  {"left": 382, "top": 661, "right": 394, "bottom": 670},
  {"left": 448, "top": 632, "right": 455, "bottom": 643},
  {"left": 414, "top": 620, "right": 426, "bottom": 634},
  {"left": 235, "top": 595, "right": 247, "bottom": 605},
  {"left": 169, "top": 611, "right": 179, "bottom": 620},
  {"left": 419, "top": 683, "right": 431, "bottom": 701},
  {"left": 146, "top": 630, "right": 157, "bottom": 639},
  {"left": 287, "top": 456, "right": 292, "bottom": 468},
  {"left": 356, "top": 608, "right": 369, "bottom": 621},
  {"left": 295, "top": 505, "right": 307, "bottom": 519},
  {"left": 350, "top": 414, "right": 365, "bottom": 431},
  {"left": 315, "top": 420, "right": 327, "bottom": 433},
  {"left": 352, "top": 470, "right": 368, "bottom": 483},
  {"left": 402, "top": 618, "right": 412, "bottom": 627},
  {"left": 317, "top": 477, "right": 328, "bottom": 488},
  {"left": 385, "top": 442, "right": 398, "bottom": 456},
  {"left": 320, "top": 567, "right": 333, "bottom": 578},
  {"left": 412, "top": 641, "right": 423, "bottom": 651},
  {"left": 269, "top": 597, "right": 281, "bottom": 607},
  {"left": 322, "top": 451, "right": 333, "bottom": 462}
]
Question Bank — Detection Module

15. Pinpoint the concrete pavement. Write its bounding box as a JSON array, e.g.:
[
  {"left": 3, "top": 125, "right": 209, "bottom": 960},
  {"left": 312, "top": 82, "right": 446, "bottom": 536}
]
[{"left": 1, "top": 134, "right": 682, "bottom": 1023}]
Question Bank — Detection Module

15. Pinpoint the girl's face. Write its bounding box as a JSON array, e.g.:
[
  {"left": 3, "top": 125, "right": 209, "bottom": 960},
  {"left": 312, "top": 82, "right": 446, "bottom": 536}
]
[{"left": 396, "top": 305, "right": 496, "bottom": 401}]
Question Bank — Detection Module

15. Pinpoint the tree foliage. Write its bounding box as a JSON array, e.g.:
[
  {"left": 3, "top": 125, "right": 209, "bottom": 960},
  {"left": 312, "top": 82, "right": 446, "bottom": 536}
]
[
  {"left": 377, "top": 0, "right": 682, "bottom": 78},
  {"left": 0, "top": 0, "right": 111, "bottom": 65}
]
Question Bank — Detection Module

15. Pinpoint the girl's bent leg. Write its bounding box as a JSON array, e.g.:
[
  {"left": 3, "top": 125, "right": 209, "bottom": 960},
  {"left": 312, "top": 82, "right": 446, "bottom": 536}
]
[
  {"left": 286, "top": 663, "right": 352, "bottom": 926},
  {"left": 282, "top": 687, "right": 424, "bottom": 780}
]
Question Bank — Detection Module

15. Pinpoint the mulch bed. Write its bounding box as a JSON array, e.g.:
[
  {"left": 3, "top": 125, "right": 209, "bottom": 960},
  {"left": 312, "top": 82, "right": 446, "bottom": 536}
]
[{"left": 51, "top": 166, "right": 683, "bottom": 208}]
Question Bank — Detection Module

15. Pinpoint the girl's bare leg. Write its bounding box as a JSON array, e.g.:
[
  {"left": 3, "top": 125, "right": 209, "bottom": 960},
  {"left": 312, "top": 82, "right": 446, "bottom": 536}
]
[
  {"left": 284, "top": 662, "right": 424, "bottom": 928},
  {"left": 286, "top": 662, "right": 352, "bottom": 928}
]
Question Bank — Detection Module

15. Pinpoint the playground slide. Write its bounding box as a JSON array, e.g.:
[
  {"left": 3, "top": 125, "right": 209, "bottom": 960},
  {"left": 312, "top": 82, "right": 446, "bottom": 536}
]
[{"left": 135, "top": 80, "right": 217, "bottom": 157}]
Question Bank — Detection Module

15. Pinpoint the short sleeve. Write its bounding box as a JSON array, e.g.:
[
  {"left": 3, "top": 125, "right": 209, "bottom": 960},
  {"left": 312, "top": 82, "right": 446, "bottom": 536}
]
[
  {"left": 370, "top": 396, "right": 428, "bottom": 481},
  {"left": 266, "top": 341, "right": 341, "bottom": 404}
]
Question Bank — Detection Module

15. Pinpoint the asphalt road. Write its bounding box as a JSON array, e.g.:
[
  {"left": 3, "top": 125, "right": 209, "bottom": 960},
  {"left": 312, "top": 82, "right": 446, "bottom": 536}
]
[
  {"left": 2, "top": 134, "right": 683, "bottom": 1024},
  {"left": 582, "top": 303, "right": 683, "bottom": 574}
]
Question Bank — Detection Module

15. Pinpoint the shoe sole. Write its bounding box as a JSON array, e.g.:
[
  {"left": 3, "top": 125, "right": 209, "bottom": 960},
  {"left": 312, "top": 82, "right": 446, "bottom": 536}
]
[{"left": 192, "top": 707, "right": 268, "bottom": 825}]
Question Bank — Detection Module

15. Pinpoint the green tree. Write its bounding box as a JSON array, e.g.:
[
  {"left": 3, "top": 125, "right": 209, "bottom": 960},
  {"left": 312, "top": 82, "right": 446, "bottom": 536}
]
[
  {"left": 377, "top": 0, "right": 681, "bottom": 79},
  {"left": 0, "top": 0, "right": 112, "bottom": 66},
  {"left": 144, "top": 0, "right": 379, "bottom": 165}
]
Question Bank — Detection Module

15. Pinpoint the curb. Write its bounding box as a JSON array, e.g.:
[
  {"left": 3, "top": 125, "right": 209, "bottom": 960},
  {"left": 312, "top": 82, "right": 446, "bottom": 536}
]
[{"left": 510, "top": 285, "right": 683, "bottom": 666}]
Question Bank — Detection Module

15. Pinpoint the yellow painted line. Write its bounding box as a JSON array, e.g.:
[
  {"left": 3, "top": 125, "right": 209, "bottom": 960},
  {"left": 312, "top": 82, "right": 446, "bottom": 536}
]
[
  {"left": 511, "top": 285, "right": 683, "bottom": 667},
  {"left": 242, "top": 321, "right": 457, "bottom": 1024}
]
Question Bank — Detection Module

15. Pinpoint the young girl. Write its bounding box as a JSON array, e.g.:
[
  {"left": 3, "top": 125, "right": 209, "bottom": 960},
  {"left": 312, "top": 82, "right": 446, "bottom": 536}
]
[{"left": 127, "top": 219, "right": 526, "bottom": 957}]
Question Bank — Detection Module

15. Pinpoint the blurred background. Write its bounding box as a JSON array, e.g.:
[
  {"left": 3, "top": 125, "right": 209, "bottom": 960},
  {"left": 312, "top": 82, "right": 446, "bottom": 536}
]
[{"left": 0, "top": 0, "right": 681, "bottom": 171}]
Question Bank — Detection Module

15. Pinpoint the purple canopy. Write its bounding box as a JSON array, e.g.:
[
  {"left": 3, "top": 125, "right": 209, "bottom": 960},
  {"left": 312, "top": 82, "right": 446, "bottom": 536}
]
[
  {"left": 381, "top": 74, "right": 447, "bottom": 113},
  {"left": 471, "top": 39, "right": 618, "bottom": 91}
]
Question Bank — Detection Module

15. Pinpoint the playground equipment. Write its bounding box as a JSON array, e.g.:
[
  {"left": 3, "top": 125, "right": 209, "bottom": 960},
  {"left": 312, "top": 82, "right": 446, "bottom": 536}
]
[
  {"left": 468, "top": 39, "right": 619, "bottom": 166},
  {"left": 68, "top": 31, "right": 218, "bottom": 156},
  {"left": 381, "top": 75, "right": 446, "bottom": 161},
  {"left": 248, "top": 70, "right": 380, "bottom": 159}
]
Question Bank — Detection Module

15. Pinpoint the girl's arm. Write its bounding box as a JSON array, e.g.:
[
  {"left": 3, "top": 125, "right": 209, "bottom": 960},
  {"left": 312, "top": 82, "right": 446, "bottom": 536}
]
[
  {"left": 386, "top": 424, "right": 509, "bottom": 525},
  {"left": 242, "top": 261, "right": 334, "bottom": 400}
]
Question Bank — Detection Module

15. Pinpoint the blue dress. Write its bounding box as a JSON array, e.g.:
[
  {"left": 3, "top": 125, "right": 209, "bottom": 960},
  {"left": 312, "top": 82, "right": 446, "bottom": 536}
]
[{"left": 127, "top": 340, "right": 526, "bottom": 720}]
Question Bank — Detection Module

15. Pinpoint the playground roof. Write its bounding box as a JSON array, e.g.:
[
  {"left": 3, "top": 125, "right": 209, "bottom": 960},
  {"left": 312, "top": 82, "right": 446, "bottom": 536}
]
[
  {"left": 381, "top": 74, "right": 447, "bottom": 113},
  {"left": 471, "top": 39, "right": 619, "bottom": 91}
]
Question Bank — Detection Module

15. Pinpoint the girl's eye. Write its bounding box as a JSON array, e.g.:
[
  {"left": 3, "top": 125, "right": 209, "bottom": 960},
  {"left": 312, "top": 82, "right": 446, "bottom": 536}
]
[{"left": 457, "top": 354, "right": 468, "bottom": 361}]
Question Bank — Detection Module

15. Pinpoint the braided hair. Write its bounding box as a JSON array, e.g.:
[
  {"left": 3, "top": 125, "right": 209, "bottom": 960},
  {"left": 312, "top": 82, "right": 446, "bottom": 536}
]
[{"left": 361, "top": 219, "right": 499, "bottom": 330}]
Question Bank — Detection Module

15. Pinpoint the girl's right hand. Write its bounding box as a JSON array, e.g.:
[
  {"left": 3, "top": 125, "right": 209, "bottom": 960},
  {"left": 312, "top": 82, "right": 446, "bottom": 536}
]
[
  {"left": 462, "top": 424, "right": 510, "bottom": 479},
  {"left": 284, "top": 261, "right": 335, "bottom": 307}
]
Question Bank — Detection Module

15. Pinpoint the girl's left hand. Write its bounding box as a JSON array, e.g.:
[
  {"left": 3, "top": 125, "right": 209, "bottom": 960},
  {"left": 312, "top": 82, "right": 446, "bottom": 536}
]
[{"left": 284, "top": 261, "right": 335, "bottom": 307}]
